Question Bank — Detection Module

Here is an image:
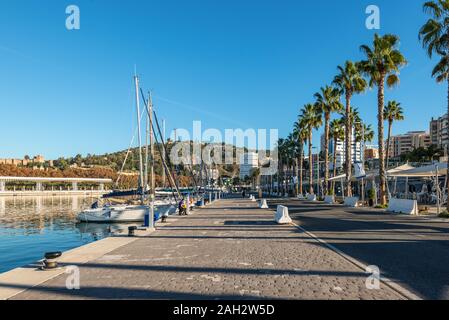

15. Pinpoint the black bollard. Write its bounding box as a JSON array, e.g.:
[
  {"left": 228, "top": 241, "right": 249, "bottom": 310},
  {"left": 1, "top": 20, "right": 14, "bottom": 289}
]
[
  {"left": 43, "top": 252, "right": 62, "bottom": 270},
  {"left": 128, "top": 226, "right": 138, "bottom": 237}
]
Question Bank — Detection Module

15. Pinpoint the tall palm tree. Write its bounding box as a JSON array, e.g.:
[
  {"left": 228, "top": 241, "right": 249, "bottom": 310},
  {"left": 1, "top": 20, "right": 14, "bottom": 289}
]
[
  {"left": 299, "top": 104, "right": 322, "bottom": 195},
  {"left": 276, "top": 138, "right": 286, "bottom": 196},
  {"left": 384, "top": 100, "right": 405, "bottom": 168},
  {"left": 330, "top": 118, "right": 345, "bottom": 193},
  {"left": 293, "top": 121, "right": 308, "bottom": 196},
  {"left": 359, "top": 34, "right": 407, "bottom": 205},
  {"left": 355, "top": 123, "right": 375, "bottom": 144},
  {"left": 419, "top": 1, "right": 449, "bottom": 211},
  {"left": 333, "top": 61, "right": 367, "bottom": 197},
  {"left": 314, "top": 86, "right": 344, "bottom": 196},
  {"left": 285, "top": 133, "right": 296, "bottom": 195}
]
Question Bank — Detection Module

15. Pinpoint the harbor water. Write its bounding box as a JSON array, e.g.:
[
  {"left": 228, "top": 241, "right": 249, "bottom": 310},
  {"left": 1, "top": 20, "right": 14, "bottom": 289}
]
[{"left": 0, "top": 196, "right": 131, "bottom": 274}]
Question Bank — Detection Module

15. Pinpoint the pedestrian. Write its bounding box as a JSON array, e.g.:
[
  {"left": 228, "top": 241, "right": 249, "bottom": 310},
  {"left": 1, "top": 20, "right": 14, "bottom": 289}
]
[{"left": 178, "top": 198, "right": 186, "bottom": 216}]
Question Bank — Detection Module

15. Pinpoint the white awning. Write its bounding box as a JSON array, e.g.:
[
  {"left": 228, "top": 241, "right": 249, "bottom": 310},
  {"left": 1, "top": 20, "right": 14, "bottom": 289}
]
[
  {"left": 387, "top": 164, "right": 416, "bottom": 175},
  {"left": 387, "top": 163, "right": 447, "bottom": 177},
  {"left": 328, "top": 174, "right": 346, "bottom": 182}
]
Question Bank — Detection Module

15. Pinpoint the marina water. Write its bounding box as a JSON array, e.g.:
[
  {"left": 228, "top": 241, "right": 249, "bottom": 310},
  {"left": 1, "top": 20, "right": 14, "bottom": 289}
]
[{"left": 0, "top": 196, "right": 130, "bottom": 274}]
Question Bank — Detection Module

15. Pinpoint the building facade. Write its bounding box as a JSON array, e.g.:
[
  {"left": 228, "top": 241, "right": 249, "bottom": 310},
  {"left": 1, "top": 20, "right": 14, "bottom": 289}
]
[
  {"left": 365, "top": 148, "right": 379, "bottom": 160},
  {"left": 239, "top": 152, "right": 259, "bottom": 179},
  {"left": 430, "top": 114, "right": 449, "bottom": 150},
  {"left": 321, "top": 128, "right": 362, "bottom": 169},
  {"left": 387, "top": 131, "right": 431, "bottom": 158}
]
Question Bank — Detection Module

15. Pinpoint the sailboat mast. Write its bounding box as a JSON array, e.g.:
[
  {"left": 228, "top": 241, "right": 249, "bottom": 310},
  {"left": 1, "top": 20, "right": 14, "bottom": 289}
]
[
  {"left": 162, "top": 119, "right": 166, "bottom": 188},
  {"left": 144, "top": 99, "right": 150, "bottom": 195},
  {"left": 134, "top": 74, "right": 145, "bottom": 204},
  {"left": 149, "top": 91, "right": 155, "bottom": 228}
]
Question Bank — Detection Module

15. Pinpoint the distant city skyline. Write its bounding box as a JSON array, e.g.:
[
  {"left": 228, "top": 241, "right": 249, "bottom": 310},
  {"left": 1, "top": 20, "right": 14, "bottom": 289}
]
[{"left": 0, "top": 0, "right": 446, "bottom": 159}]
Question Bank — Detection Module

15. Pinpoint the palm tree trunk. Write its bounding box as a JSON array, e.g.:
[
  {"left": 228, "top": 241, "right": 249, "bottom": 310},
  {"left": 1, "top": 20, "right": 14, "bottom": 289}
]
[
  {"left": 345, "top": 92, "right": 352, "bottom": 197},
  {"left": 284, "top": 159, "right": 288, "bottom": 196},
  {"left": 447, "top": 77, "right": 449, "bottom": 212},
  {"left": 309, "top": 130, "right": 313, "bottom": 194},
  {"left": 276, "top": 159, "right": 282, "bottom": 197},
  {"left": 332, "top": 136, "right": 338, "bottom": 194},
  {"left": 299, "top": 144, "right": 304, "bottom": 195},
  {"left": 324, "top": 113, "right": 330, "bottom": 196},
  {"left": 295, "top": 157, "right": 299, "bottom": 196},
  {"left": 378, "top": 75, "right": 387, "bottom": 205},
  {"left": 386, "top": 120, "right": 393, "bottom": 170}
]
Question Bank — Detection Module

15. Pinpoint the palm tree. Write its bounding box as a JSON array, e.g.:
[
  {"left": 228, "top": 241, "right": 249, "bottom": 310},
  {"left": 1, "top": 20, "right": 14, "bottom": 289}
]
[
  {"left": 293, "top": 121, "right": 308, "bottom": 196},
  {"left": 276, "top": 138, "right": 286, "bottom": 196},
  {"left": 299, "top": 104, "right": 322, "bottom": 195},
  {"left": 285, "top": 133, "right": 296, "bottom": 195},
  {"left": 314, "top": 86, "right": 343, "bottom": 196},
  {"left": 419, "top": 1, "right": 449, "bottom": 211},
  {"left": 355, "top": 123, "right": 375, "bottom": 144},
  {"left": 329, "top": 118, "right": 345, "bottom": 193},
  {"left": 384, "top": 101, "right": 405, "bottom": 168},
  {"left": 359, "top": 34, "right": 407, "bottom": 205},
  {"left": 333, "top": 61, "right": 367, "bottom": 197}
]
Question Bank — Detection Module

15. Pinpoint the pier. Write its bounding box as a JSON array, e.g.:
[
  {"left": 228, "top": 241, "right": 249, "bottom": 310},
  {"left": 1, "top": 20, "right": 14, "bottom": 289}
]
[
  {"left": 0, "top": 176, "right": 112, "bottom": 196},
  {"left": 0, "top": 197, "right": 413, "bottom": 300}
]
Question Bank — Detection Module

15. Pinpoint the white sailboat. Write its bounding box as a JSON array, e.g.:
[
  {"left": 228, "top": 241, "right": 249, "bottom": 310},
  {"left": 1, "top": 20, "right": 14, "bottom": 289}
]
[
  {"left": 77, "top": 74, "right": 179, "bottom": 223},
  {"left": 77, "top": 200, "right": 177, "bottom": 223}
]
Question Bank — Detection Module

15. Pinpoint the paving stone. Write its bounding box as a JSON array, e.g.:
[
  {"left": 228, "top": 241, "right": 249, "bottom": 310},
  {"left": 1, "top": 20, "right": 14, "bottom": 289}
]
[{"left": 11, "top": 198, "right": 405, "bottom": 300}]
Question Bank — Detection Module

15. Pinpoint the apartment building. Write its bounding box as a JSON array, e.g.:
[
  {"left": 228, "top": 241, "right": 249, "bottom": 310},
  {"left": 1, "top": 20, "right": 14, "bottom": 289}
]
[
  {"left": 321, "top": 128, "right": 362, "bottom": 169},
  {"left": 387, "top": 131, "right": 431, "bottom": 158},
  {"left": 430, "top": 114, "right": 449, "bottom": 150}
]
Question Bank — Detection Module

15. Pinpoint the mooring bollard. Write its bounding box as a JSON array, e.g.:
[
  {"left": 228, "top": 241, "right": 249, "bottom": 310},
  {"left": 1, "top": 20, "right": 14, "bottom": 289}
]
[
  {"left": 43, "top": 251, "right": 62, "bottom": 270},
  {"left": 128, "top": 226, "right": 137, "bottom": 237}
]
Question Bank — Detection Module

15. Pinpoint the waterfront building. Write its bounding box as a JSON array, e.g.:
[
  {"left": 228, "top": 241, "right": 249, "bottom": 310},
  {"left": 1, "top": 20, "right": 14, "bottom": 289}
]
[
  {"left": 430, "top": 114, "right": 449, "bottom": 150},
  {"left": 387, "top": 131, "right": 431, "bottom": 158}
]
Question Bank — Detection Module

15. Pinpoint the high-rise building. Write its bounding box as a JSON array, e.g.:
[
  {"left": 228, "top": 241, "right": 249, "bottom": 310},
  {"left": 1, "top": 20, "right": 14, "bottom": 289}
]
[
  {"left": 321, "top": 128, "right": 362, "bottom": 170},
  {"left": 239, "top": 152, "right": 259, "bottom": 179},
  {"left": 430, "top": 114, "right": 449, "bottom": 150},
  {"left": 387, "top": 131, "right": 431, "bottom": 158}
]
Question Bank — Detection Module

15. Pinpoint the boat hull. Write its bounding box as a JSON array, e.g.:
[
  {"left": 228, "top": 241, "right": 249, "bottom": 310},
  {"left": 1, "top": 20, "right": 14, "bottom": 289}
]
[{"left": 77, "top": 203, "right": 177, "bottom": 223}]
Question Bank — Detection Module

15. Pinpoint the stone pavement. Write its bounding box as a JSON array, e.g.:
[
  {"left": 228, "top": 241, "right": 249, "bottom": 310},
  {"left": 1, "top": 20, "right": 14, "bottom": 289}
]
[{"left": 9, "top": 198, "right": 405, "bottom": 300}]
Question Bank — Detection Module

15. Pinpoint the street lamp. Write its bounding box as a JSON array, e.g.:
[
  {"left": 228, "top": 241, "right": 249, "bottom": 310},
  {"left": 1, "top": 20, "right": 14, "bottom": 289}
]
[{"left": 355, "top": 121, "right": 366, "bottom": 203}]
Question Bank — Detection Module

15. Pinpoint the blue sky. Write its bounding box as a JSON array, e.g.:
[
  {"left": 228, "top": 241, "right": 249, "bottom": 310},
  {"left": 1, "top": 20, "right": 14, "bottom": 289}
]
[{"left": 0, "top": 0, "right": 445, "bottom": 159}]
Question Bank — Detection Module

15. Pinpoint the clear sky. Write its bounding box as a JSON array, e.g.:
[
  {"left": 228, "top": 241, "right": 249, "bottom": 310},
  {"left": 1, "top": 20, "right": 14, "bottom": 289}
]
[{"left": 0, "top": 0, "right": 445, "bottom": 159}]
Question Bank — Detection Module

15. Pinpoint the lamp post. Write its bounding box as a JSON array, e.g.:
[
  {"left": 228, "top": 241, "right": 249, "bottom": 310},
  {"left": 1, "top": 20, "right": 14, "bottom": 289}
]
[{"left": 355, "top": 121, "right": 366, "bottom": 204}]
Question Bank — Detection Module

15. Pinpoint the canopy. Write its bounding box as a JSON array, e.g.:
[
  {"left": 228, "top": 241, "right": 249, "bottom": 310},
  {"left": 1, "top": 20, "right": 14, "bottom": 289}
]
[
  {"left": 387, "top": 164, "right": 415, "bottom": 175},
  {"left": 328, "top": 174, "right": 346, "bottom": 182},
  {"left": 387, "top": 162, "right": 447, "bottom": 178}
]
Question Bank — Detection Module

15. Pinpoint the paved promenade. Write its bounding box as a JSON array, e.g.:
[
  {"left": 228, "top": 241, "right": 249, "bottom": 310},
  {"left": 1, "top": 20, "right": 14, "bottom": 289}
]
[
  {"left": 269, "top": 198, "right": 449, "bottom": 300},
  {"left": 6, "top": 198, "right": 405, "bottom": 300}
]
